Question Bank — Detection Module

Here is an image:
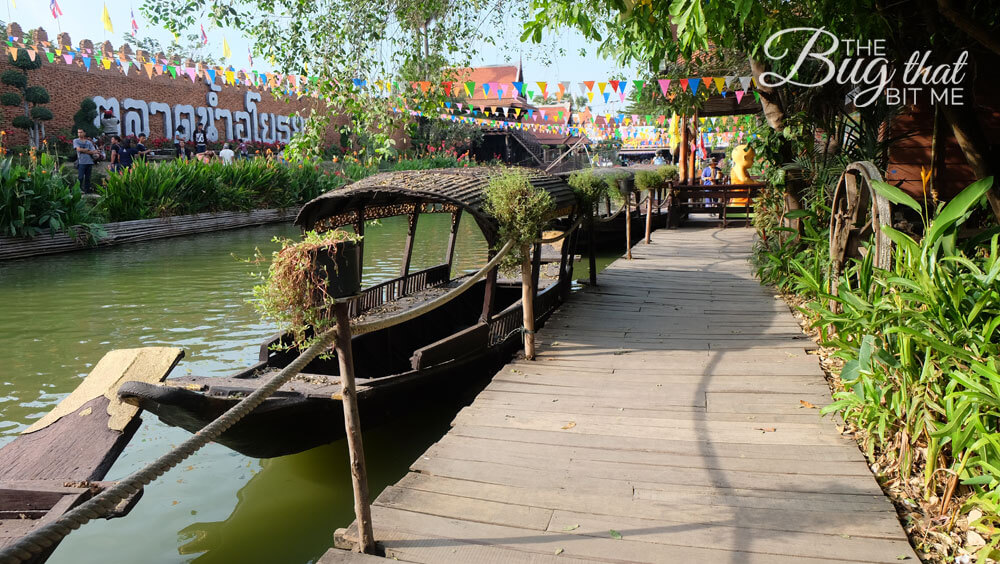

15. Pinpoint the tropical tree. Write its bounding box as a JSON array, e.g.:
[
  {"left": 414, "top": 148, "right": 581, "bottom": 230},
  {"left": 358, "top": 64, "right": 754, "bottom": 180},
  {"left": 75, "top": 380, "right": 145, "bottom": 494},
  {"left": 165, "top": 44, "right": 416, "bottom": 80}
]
[{"left": 1, "top": 48, "right": 52, "bottom": 148}]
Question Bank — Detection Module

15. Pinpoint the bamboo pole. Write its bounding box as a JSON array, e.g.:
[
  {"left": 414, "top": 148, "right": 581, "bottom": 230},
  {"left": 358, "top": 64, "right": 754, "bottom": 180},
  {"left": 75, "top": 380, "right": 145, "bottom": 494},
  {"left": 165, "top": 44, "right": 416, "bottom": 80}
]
[
  {"left": 521, "top": 243, "right": 536, "bottom": 360},
  {"left": 333, "top": 302, "right": 376, "bottom": 554},
  {"left": 678, "top": 115, "right": 689, "bottom": 183}
]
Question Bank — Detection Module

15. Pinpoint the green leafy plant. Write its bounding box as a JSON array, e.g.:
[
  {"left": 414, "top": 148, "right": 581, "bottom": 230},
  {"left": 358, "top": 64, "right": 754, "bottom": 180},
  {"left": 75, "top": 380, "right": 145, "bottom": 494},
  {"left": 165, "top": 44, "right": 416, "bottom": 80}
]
[
  {"left": 634, "top": 169, "right": 662, "bottom": 193},
  {"left": 483, "top": 169, "right": 554, "bottom": 267},
  {"left": 72, "top": 98, "right": 103, "bottom": 139},
  {"left": 253, "top": 229, "right": 362, "bottom": 353},
  {"left": 658, "top": 164, "right": 679, "bottom": 182},
  {"left": 566, "top": 169, "right": 608, "bottom": 214},
  {"left": 1, "top": 49, "right": 51, "bottom": 148},
  {"left": 0, "top": 157, "right": 98, "bottom": 238}
]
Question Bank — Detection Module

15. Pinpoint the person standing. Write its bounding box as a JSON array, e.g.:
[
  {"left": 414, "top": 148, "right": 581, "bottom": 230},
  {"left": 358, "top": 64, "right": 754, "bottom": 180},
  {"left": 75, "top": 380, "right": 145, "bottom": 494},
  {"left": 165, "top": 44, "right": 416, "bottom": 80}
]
[
  {"left": 219, "top": 143, "right": 235, "bottom": 164},
  {"left": 73, "top": 128, "right": 100, "bottom": 194},
  {"left": 109, "top": 135, "right": 123, "bottom": 172},
  {"left": 193, "top": 123, "right": 208, "bottom": 154},
  {"left": 173, "top": 124, "right": 187, "bottom": 158},
  {"left": 238, "top": 141, "right": 249, "bottom": 160},
  {"left": 135, "top": 134, "right": 150, "bottom": 160},
  {"left": 118, "top": 139, "right": 136, "bottom": 170}
]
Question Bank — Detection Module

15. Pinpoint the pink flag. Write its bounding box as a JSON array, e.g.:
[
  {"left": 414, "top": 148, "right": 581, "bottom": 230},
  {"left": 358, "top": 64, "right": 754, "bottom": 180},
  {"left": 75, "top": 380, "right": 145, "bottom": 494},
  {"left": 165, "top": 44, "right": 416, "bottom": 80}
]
[{"left": 658, "top": 79, "right": 670, "bottom": 96}]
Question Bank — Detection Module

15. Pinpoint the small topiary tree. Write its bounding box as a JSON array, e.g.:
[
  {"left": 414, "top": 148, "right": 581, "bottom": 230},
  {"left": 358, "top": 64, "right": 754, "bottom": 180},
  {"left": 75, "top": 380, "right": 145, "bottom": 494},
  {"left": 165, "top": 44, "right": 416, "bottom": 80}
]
[
  {"left": 483, "top": 170, "right": 555, "bottom": 360},
  {"left": 73, "top": 98, "right": 103, "bottom": 139},
  {"left": 1, "top": 48, "right": 51, "bottom": 148}
]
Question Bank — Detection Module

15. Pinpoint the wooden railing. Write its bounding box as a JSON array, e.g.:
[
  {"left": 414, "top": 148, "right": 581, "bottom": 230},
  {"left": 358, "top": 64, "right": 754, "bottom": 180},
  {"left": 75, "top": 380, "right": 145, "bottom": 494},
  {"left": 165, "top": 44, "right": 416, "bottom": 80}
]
[
  {"left": 348, "top": 263, "right": 451, "bottom": 317},
  {"left": 670, "top": 183, "right": 766, "bottom": 227},
  {"left": 486, "top": 283, "right": 562, "bottom": 346}
]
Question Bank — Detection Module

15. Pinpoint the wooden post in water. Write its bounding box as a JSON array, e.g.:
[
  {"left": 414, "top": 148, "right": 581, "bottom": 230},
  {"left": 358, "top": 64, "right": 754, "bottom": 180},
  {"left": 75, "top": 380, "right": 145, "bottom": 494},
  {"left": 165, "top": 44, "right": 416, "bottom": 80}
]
[
  {"left": 333, "top": 302, "right": 376, "bottom": 554},
  {"left": 521, "top": 244, "right": 536, "bottom": 360}
]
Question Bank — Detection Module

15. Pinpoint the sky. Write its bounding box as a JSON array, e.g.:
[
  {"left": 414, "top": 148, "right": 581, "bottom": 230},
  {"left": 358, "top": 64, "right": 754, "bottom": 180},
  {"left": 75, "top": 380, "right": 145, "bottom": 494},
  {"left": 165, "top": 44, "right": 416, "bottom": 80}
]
[{"left": 2, "top": 0, "right": 637, "bottom": 113}]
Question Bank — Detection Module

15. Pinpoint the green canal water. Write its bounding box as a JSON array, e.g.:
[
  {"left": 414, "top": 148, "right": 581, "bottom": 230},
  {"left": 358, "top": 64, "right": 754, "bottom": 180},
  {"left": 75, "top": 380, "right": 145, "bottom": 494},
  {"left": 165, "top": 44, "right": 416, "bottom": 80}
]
[{"left": 0, "top": 215, "right": 619, "bottom": 564}]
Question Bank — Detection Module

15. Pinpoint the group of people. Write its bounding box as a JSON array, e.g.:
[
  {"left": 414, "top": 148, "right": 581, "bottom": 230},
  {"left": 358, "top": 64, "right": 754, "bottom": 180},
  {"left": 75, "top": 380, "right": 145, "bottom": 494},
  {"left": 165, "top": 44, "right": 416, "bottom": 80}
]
[
  {"left": 172, "top": 123, "right": 245, "bottom": 165},
  {"left": 71, "top": 127, "right": 153, "bottom": 194}
]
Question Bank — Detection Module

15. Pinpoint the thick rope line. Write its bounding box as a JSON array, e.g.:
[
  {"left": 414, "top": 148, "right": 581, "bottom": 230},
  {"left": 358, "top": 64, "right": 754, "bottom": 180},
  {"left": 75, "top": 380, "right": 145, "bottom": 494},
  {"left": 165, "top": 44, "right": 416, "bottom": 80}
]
[
  {"left": 536, "top": 217, "right": 583, "bottom": 244},
  {"left": 0, "top": 239, "right": 516, "bottom": 564}
]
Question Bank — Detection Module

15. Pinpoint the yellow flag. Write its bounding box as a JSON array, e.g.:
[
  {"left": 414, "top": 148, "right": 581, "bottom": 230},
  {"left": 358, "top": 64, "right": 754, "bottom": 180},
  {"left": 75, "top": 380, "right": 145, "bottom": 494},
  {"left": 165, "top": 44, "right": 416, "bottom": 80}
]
[
  {"left": 223, "top": 37, "right": 232, "bottom": 59},
  {"left": 102, "top": 4, "right": 114, "bottom": 33}
]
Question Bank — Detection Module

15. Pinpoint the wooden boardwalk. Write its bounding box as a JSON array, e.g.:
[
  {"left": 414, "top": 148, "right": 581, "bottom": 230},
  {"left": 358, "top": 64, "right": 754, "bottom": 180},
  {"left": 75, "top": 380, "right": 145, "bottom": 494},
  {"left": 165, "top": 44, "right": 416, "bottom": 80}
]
[{"left": 327, "top": 228, "right": 917, "bottom": 563}]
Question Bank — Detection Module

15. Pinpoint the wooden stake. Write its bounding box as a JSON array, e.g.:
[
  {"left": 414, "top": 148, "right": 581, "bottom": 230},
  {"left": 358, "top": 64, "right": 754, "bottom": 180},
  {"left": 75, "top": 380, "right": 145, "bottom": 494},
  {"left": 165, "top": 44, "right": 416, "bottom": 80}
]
[
  {"left": 333, "top": 302, "right": 376, "bottom": 554},
  {"left": 645, "top": 189, "right": 653, "bottom": 244},
  {"left": 521, "top": 244, "right": 536, "bottom": 360},
  {"left": 625, "top": 194, "right": 633, "bottom": 260},
  {"left": 587, "top": 212, "right": 597, "bottom": 286}
]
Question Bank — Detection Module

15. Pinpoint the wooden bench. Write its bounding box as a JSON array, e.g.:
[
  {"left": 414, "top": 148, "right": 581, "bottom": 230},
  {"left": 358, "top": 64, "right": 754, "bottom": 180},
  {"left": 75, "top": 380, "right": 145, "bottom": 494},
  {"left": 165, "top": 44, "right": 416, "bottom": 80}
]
[{"left": 669, "top": 183, "right": 766, "bottom": 227}]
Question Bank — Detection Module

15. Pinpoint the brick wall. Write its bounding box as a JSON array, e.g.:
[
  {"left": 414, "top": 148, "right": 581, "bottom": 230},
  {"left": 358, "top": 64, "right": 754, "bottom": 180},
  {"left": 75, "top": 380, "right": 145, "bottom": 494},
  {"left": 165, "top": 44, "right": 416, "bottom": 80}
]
[{"left": 0, "top": 23, "right": 340, "bottom": 148}]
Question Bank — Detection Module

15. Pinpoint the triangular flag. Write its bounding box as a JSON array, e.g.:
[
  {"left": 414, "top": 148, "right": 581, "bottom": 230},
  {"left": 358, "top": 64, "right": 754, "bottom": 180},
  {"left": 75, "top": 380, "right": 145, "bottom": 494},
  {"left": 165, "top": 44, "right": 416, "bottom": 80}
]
[
  {"left": 658, "top": 79, "right": 670, "bottom": 95},
  {"left": 688, "top": 78, "right": 701, "bottom": 94},
  {"left": 679, "top": 78, "right": 688, "bottom": 92},
  {"left": 586, "top": 91, "right": 594, "bottom": 102},
  {"left": 102, "top": 57, "right": 112, "bottom": 70},
  {"left": 27, "top": 49, "right": 36, "bottom": 62},
  {"left": 83, "top": 56, "right": 91, "bottom": 71},
  {"left": 739, "top": 76, "right": 751, "bottom": 90},
  {"left": 735, "top": 90, "right": 745, "bottom": 103},
  {"left": 714, "top": 77, "right": 725, "bottom": 92},
  {"left": 186, "top": 67, "right": 196, "bottom": 82},
  {"left": 558, "top": 81, "right": 569, "bottom": 98},
  {"left": 632, "top": 80, "right": 644, "bottom": 97},
  {"left": 121, "top": 60, "right": 130, "bottom": 76},
  {"left": 464, "top": 81, "right": 475, "bottom": 97},
  {"left": 597, "top": 82, "right": 607, "bottom": 94},
  {"left": 536, "top": 82, "right": 547, "bottom": 99},
  {"left": 482, "top": 82, "right": 491, "bottom": 97},
  {"left": 144, "top": 62, "right": 154, "bottom": 79},
  {"left": 167, "top": 65, "right": 177, "bottom": 78},
  {"left": 753, "top": 91, "right": 761, "bottom": 103},
  {"left": 207, "top": 68, "right": 217, "bottom": 83},
  {"left": 7, "top": 46, "right": 16, "bottom": 60},
  {"left": 63, "top": 53, "right": 74, "bottom": 64},
  {"left": 602, "top": 91, "right": 611, "bottom": 103},
  {"left": 223, "top": 37, "right": 232, "bottom": 59},
  {"left": 609, "top": 79, "right": 619, "bottom": 93},
  {"left": 584, "top": 80, "right": 595, "bottom": 92},
  {"left": 512, "top": 81, "right": 523, "bottom": 96}
]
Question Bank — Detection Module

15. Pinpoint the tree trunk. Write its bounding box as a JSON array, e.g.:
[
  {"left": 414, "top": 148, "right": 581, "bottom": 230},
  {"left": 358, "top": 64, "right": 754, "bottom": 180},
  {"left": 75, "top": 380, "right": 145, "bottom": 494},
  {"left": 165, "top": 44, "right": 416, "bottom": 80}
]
[
  {"left": 941, "top": 103, "right": 1000, "bottom": 222},
  {"left": 749, "top": 57, "right": 787, "bottom": 130}
]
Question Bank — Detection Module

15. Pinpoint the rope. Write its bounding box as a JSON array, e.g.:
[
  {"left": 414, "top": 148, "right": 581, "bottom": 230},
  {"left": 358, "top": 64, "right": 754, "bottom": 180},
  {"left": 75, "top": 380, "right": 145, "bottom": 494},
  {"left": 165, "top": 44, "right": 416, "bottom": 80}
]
[
  {"left": 596, "top": 203, "right": 626, "bottom": 223},
  {"left": 536, "top": 217, "right": 583, "bottom": 244},
  {"left": 0, "top": 239, "right": 517, "bottom": 564}
]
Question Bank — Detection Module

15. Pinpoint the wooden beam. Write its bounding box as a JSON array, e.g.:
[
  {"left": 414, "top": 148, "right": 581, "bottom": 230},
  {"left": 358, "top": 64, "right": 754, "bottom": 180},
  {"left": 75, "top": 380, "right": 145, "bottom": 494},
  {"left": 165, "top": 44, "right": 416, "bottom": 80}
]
[
  {"left": 444, "top": 211, "right": 462, "bottom": 278},
  {"left": 333, "top": 302, "right": 376, "bottom": 555},
  {"left": 400, "top": 207, "right": 420, "bottom": 278},
  {"left": 480, "top": 265, "right": 498, "bottom": 323},
  {"left": 544, "top": 136, "right": 587, "bottom": 173},
  {"left": 354, "top": 209, "right": 365, "bottom": 286}
]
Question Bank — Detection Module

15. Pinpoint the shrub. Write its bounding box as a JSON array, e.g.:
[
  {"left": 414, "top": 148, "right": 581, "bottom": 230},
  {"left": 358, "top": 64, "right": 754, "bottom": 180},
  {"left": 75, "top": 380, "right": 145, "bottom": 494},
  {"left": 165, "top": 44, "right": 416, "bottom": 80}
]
[
  {"left": 30, "top": 107, "right": 53, "bottom": 121},
  {"left": 11, "top": 115, "right": 33, "bottom": 130},
  {"left": 0, "top": 157, "right": 98, "bottom": 238},
  {"left": 634, "top": 169, "right": 662, "bottom": 193},
  {"left": 73, "top": 98, "right": 102, "bottom": 138},
  {"left": 23, "top": 86, "right": 49, "bottom": 105},
  {"left": 0, "top": 92, "right": 21, "bottom": 106},
  {"left": 253, "top": 229, "right": 361, "bottom": 353},
  {"left": 566, "top": 169, "right": 607, "bottom": 213},
  {"left": 483, "top": 169, "right": 554, "bottom": 266},
  {"left": 658, "top": 164, "right": 679, "bottom": 182},
  {"left": 1, "top": 70, "right": 26, "bottom": 89}
]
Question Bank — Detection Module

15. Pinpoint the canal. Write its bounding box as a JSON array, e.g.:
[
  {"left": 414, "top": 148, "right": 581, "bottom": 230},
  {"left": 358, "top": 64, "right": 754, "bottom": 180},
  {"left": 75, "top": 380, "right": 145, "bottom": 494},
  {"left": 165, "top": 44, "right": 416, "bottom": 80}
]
[{"left": 0, "top": 216, "right": 619, "bottom": 563}]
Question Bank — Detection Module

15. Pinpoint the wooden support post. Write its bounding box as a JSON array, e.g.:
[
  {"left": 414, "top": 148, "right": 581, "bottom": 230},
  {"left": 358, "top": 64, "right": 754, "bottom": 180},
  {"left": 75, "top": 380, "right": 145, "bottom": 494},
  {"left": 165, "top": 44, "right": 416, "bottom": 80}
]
[
  {"left": 444, "top": 211, "right": 462, "bottom": 278},
  {"left": 521, "top": 244, "right": 536, "bottom": 360},
  {"left": 645, "top": 188, "right": 654, "bottom": 244},
  {"left": 480, "top": 265, "right": 498, "bottom": 323},
  {"left": 333, "top": 302, "right": 375, "bottom": 555},
  {"left": 587, "top": 212, "right": 597, "bottom": 286},
  {"left": 353, "top": 209, "right": 365, "bottom": 287},
  {"left": 678, "top": 115, "right": 689, "bottom": 184},
  {"left": 689, "top": 114, "right": 699, "bottom": 185},
  {"left": 399, "top": 207, "right": 420, "bottom": 278},
  {"left": 624, "top": 194, "right": 633, "bottom": 260}
]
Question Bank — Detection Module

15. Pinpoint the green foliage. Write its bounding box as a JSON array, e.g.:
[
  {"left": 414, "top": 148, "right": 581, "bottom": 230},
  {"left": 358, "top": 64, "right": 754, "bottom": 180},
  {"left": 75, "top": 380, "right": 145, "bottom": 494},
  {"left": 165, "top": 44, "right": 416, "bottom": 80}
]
[
  {"left": 1, "top": 70, "right": 26, "bottom": 89},
  {"left": 29, "top": 107, "right": 53, "bottom": 122},
  {"left": 567, "top": 169, "right": 608, "bottom": 213},
  {"left": 252, "top": 229, "right": 362, "bottom": 354},
  {"left": 8, "top": 49, "right": 42, "bottom": 71},
  {"left": 11, "top": 115, "right": 33, "bottom": 130},
  {"left": 0, "top": 92, "right": 21, "bottom": 106},
  {"left": 0, "top": 158, "right": 98, "bottom": 239},
  {"left": 97, "top": 159, "right": 345, "bottom": 222},
  {"left": 483, "top": 170, "right": 555, "bottom": 265},
  {"left": 658, "top": 164, "right": 679, "bottom": 182},
  {"left": 634, "top": 169, "right": 663, "bottom": 193},
  {"left": 756, "top": 177, "right": 1000, "bottom": 557},
  {"left": 23, "top": 86, "right": 49, "bottom": 105},
  {"left": 73, "top": 98, "right": 103, "bottom": 139}
]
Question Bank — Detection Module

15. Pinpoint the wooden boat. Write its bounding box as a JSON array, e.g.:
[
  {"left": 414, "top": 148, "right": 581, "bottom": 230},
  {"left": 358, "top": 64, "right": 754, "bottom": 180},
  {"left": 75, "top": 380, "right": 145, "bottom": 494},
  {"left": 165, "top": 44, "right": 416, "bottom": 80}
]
[
  {"left": 0, "top": 347, "right": 183, "bottom": 562},
  {"left": 117, "top": 167, "right": 581, "bottom": 459}
]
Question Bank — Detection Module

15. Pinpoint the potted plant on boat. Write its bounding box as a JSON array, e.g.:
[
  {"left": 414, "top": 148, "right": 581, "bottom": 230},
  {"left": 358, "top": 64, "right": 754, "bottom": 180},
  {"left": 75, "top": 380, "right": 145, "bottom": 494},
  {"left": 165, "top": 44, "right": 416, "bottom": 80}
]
[{"left": 253, "top": 229, "right": 363, "bottom": 352}]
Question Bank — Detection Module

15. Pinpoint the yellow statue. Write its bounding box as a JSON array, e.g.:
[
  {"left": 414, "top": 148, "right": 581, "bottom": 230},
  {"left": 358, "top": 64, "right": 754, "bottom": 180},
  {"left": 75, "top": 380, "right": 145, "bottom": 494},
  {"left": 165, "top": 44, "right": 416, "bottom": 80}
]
[
  {"left": 729, "top": 144, "right": 755, "bottom": 206},
  {"left": 730, "top": 144, "right": 755, "bottom": 184}
]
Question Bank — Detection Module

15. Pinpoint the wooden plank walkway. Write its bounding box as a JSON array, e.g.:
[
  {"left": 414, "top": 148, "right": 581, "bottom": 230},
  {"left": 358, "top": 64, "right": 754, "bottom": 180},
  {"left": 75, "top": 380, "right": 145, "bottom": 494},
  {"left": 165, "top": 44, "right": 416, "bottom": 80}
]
[{"left": 326, "top": 227, "right": 917, "bottom": 563}]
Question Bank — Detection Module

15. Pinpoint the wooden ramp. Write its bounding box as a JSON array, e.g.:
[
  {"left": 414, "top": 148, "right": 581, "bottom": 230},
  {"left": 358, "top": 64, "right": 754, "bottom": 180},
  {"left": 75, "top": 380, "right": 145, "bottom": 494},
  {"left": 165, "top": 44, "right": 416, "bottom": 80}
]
[{"left": 327, "top": 228, "right": 917, "bottom": 563}]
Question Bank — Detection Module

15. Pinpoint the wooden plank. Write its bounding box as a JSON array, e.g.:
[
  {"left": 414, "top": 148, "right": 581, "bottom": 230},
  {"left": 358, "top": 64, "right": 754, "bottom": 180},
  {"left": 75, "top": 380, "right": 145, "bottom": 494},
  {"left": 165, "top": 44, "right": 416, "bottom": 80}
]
[{"left": 340, "top": 228, "right": 916, "bottom": 563}]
